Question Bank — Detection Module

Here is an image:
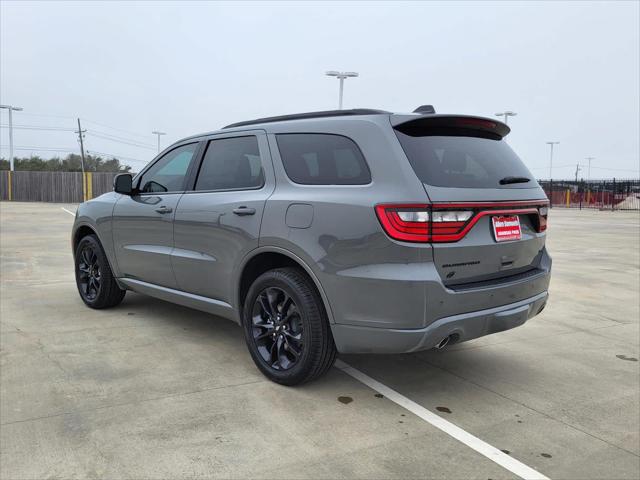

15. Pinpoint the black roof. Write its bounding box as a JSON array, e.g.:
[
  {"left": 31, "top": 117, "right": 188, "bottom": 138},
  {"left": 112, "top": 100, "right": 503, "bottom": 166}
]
[{"left": 223, "top": 108, "right": 390, "bottom": 129}]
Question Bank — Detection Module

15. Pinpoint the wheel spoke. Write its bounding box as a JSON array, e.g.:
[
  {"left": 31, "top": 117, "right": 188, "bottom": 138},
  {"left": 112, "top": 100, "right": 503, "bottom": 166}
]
[
  {"left": 81, "top": 248, "right": 92, "bottom": 265},
  {"left": 276, "top": 335, "right": 287, "bottom": 366},
  {"left": 269, "top": 338, "right": 279, "bottom": 367},
  {"left": 259, "top": 293, "right": 273, "bottom": 317},
  {"left": 280, "top": 294, "right": 293, "bottom": 317},
  {"left": 283, "top": 336, "right": 301, "bottom": 358},
  {"left": 284, "top": 330, "right": 302, "bottom": 342},
  {"left": 266, "top": 288, "right": 280, "bottom": 316}
]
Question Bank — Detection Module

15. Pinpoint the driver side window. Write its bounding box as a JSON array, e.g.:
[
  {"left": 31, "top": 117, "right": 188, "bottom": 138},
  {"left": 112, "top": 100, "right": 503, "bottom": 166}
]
[{"left": 138, "top": 143, "right": 198, "bottom": 193}]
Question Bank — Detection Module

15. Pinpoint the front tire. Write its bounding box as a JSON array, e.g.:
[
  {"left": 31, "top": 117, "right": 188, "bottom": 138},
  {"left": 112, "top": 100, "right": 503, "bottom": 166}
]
[
  {"left": 242, "top": 268, "right": 337, "bottom": 386},
  {"left": 75, "top": 234, "right": 125, "bottom": 309}
]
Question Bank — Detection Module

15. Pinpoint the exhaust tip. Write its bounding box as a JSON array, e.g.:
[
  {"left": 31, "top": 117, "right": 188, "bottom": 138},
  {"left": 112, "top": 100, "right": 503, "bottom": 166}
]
[{"left": 435, "top": 336, "right": 451, "bottom": 350}]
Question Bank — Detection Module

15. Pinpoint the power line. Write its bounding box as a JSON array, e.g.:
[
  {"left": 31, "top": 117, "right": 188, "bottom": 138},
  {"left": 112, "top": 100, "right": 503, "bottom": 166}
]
[
  {"left": 82, "top": 118, "right": 152, "bottom": 141},
  {"left": 86, "top": 149, "right": 146, "bottom": 164},
  {"left": 86, "top": 131, "right": 156, "bottom": 150},
  {"left": 4, "top": 146, "right": 79, "bottom": 153},
  {"left": 0, "top": 124, "right": 76, "bottom": 131},
  {"left": 12, "top": 112, "right": 75, "bottom": 120},
  {"left": 590, "top": 166, "right": 639, "bottom": 172}
]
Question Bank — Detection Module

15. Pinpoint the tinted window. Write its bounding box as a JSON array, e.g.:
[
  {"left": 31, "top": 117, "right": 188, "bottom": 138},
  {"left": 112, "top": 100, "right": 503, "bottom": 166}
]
[
  {"left": 276, "top": 134, "right": 371, "bottom": 185},
  {"left": 395, "top": 131, "right": 534, "bottom": 189},
  {"left": 138, "top": 143, "right": 198, "bottom": 193},
  {"left": 195, "top": 136, "right": 264, "bottom": 191}
]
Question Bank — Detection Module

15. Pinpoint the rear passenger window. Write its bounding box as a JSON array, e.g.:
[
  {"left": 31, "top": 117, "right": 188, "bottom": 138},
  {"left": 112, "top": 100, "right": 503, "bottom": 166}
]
[
  {"left": 276, "top": 134, "right": 371, "bottom": 185},
  {"left": 195, "top": 136, "right": 264, "bottom": 191}
]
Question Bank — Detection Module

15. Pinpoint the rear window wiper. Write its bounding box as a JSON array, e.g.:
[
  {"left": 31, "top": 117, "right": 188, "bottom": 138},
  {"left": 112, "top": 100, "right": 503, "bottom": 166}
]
[{"left": 499, "top": 176, "right": 530, "bottom": 185}]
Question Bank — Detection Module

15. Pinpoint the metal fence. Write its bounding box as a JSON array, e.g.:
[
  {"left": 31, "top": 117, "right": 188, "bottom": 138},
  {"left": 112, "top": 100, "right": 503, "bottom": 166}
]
[
  {"left": 538, "top": 179, "right": 640, "bottom": 210},
  {"left": 0, "top": 171, "right": 123, "bottom": 203}
]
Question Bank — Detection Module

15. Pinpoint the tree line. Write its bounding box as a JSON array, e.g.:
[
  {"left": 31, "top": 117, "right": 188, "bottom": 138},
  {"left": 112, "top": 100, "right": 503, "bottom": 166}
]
[{"left": 0, "top": 154, "right": 132, "bottom": 172}]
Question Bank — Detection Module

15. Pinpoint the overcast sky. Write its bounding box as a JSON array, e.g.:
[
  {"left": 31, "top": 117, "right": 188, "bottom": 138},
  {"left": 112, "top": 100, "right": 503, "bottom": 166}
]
[{"left": 1, "top": 1, "right": 638, "bottom": 178}]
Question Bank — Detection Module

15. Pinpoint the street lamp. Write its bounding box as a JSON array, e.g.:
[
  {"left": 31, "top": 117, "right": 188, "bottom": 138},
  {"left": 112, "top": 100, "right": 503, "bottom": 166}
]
[
  {"left": 0, "top": 104, "right": 23, "bottom": 171},
  {"left": 152, "top": 131, "right": 166, "bottom": 154},
  {"left": 495, "top": 111, "right": 517, "bottom": 124},
  {"left": 546, "top": 141, "right": 560, "bottom": 180},
  {"left": 325, "top": 71, "right": 359, "bottom": 110}
]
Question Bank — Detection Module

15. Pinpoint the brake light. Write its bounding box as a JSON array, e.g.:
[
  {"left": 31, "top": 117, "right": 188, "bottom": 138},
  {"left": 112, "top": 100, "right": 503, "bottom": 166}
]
[
  {"left": 375, "top": 201, "right": 549, "bottom": 242},
  {"left": 538, "top": 206, "right": 548, "bottom": 232},
  {"left": 375, "top": 204, "right": 430, "bottom": 242}
]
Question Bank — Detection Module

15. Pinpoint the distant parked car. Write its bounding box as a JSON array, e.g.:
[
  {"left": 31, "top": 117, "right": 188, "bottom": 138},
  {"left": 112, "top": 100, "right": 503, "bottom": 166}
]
[{"left": 71, "top": 106, "right": 551, "bottom": 385}]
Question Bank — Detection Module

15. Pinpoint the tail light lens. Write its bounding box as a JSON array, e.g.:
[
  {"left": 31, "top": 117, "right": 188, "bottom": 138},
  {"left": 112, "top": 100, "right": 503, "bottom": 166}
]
[
  {"left": 538, "top": 206, "right": 548, "bottom": 232},
  {"left": 375, "top": 204, "right": 430, "bottom": 242},
  {"left": 376, "top": 202, "right": 549, "bottom": 242}
]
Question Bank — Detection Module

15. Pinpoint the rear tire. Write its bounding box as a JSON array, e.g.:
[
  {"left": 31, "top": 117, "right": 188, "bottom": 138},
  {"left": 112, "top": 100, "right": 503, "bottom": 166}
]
[
  {"left": 75, "top": 234, "right": 125, "bottom": 309},
  {"left": 242, "top": 268, "right": 337, "bottom": 385}
]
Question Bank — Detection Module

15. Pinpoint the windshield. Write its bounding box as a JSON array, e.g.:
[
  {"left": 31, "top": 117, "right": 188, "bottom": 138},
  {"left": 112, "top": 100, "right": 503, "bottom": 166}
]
[{"left": 394, "top": 130, "right": 535, "bottom": 189}]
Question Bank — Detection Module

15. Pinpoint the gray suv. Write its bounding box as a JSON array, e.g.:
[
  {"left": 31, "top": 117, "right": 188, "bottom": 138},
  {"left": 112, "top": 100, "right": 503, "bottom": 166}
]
[{"left": 72, "top": 107, "right": 551, "bottom": 385}]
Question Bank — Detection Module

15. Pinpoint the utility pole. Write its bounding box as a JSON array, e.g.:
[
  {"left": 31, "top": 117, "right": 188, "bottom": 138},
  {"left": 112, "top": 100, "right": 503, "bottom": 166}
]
[
  {"left": 574, "top": 163, "right": 581, "bottom": 182},
  {"left": 325, "top": 71, "right": 359, "bottom": 109},
  {"left": 546, "top": 141, "right": 560, "bottom": 180},
  {"left": 152, "top": 131, "right": 166, "bottom": 154},
  {"left": 495, "top": 111, "right": 517, "bottom": 125},
  {"left": 0, "top": 104, "right": 24, "bottom": 171},
  {"left": 75, "top": 118, "right": 86, "bottom": 175},
  {"left": 585, "top": 157, "right": 595, "bottom": 181}
]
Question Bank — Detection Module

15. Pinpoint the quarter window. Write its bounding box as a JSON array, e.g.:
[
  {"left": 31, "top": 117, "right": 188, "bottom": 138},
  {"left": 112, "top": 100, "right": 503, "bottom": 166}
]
[
  {"left": 195, "top": 136, "right": 264, "bottom": 191},
  {"left": 276, "top": 134, "right": 371, "bottom": 185},
  {"left": 138, "top": 143, "right": 198, "bottom": 193}
]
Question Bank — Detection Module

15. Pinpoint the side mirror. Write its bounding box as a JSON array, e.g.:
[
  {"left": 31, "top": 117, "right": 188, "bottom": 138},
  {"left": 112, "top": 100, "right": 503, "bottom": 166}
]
[{"left": 113, "top": 173, "right": 133, "bottom": 195}]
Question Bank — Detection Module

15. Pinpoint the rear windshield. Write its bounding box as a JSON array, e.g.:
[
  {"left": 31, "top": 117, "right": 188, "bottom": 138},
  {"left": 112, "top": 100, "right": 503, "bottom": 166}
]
[{"left": 394, "top": 130, "right": 534, "bottom": 189}]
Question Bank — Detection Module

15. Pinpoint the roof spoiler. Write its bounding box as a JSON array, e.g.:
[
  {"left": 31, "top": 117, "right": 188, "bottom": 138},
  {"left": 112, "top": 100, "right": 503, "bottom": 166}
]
[{"left": 391, "top": 114, "right": 511, "bottom": 139}]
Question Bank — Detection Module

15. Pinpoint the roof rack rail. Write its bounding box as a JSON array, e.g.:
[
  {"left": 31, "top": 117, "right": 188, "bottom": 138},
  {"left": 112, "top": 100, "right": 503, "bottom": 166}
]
[{"left": 223, "top": 108, "right": 390, "bottom": 129}]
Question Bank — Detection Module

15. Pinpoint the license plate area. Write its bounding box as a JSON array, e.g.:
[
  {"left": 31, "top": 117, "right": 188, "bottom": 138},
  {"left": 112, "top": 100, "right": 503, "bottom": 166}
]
[{"left": 492, "top": 215, "right": 522, "bottom": 242}]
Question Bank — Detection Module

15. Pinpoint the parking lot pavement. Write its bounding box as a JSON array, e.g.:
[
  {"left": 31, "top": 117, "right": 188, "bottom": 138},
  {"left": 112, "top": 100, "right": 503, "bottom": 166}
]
[{"left": 1, "top": 202, "right": 638, "bottom": 479}]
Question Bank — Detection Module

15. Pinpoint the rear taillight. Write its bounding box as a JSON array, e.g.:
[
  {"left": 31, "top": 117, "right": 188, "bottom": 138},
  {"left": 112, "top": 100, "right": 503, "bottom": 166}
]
[
  {"left": 538, "top": 206, "right": 548, "bottom": 232},
  {"left": 375, "top": 205, "right": 474, "bottom": 243},
  {"left": 376, "top": 201, "right": 549, "bottom": 242},
  {"left": 375, "top": 204, "right": 430, "bottom": 242}
]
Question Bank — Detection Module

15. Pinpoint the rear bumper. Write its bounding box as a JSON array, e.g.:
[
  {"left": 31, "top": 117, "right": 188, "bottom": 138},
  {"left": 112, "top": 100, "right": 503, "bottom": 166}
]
[{"left": 332, "top": 291, "right": 548, "bottom": 354}]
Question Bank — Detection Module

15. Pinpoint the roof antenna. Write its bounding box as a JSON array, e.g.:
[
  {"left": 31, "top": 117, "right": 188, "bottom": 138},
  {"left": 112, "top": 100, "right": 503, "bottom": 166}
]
[{"left": 413, "top": 105, "right": 436, "bottom": 114}]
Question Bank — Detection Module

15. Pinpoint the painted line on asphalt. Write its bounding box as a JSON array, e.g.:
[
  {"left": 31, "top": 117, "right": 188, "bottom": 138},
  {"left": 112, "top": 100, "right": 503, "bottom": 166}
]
[
  {"left": 335, "top": 360, "right": 550, "bottom": 480},
  {"left": 61, "top": 207, "right": 76, "bottom": 216}
]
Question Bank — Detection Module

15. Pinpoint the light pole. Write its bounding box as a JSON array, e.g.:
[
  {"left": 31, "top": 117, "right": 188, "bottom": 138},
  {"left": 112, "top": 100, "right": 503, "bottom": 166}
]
[
  {"left": 495, "top": 111, "right": 517, "bottom": 124},
  {"left": 0, "top": 104, "right": 23, "bottom": 171},
  {"left": 325, "top": 71, "right": 359, "bottom": 109},
  {"left": 152, "top": 131, "right": 166, "bottom": 154},
  {"left": 585, "top": 157, "right": 595, "bottom": 181},
  {"left": 546, "top": 141, "right": 560, "bottom": 180}
]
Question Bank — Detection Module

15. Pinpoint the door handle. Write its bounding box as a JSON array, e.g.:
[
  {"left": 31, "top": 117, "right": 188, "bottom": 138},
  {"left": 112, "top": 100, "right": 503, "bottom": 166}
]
[
  {"left": 233, "top": 206, "right": 256, "bottom": 216},
  {"left": 155, "top": 206, "right": 173, "bottom": 214}
]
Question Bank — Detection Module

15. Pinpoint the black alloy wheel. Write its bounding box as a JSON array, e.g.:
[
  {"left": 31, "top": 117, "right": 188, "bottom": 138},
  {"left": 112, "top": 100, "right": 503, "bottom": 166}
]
[
  {"left": 77, "top": 243, "right": 101, "bottom": 301},
  {"left": 74, "top": 234, "right": 126, "bottom": 309},
  {"left": 251, "top": 287, "right": 304, "bottom": 371},
  {"left": 242, "top": 268, "right": 337, "bottom": 386}
]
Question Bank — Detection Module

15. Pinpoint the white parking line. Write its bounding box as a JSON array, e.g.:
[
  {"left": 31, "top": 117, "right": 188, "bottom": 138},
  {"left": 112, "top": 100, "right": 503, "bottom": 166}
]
[
  {"left": 61, "top": 207, "right": 76, "bottom": 216},
  {"left": 335, "top": 360, "right": 550, "bottom": 480}
]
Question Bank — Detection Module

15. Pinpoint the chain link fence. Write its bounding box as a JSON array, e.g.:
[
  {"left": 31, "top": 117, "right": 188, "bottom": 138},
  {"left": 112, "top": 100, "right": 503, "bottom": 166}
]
[{"left": 538, "top": 179, "right": 640, "bottom": 210}]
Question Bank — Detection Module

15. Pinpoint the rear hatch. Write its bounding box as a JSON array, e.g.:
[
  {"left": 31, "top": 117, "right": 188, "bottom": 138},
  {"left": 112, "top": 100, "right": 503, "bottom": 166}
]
[{"left": 391, "top": 114, "right": 549, "bottom": 287}]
